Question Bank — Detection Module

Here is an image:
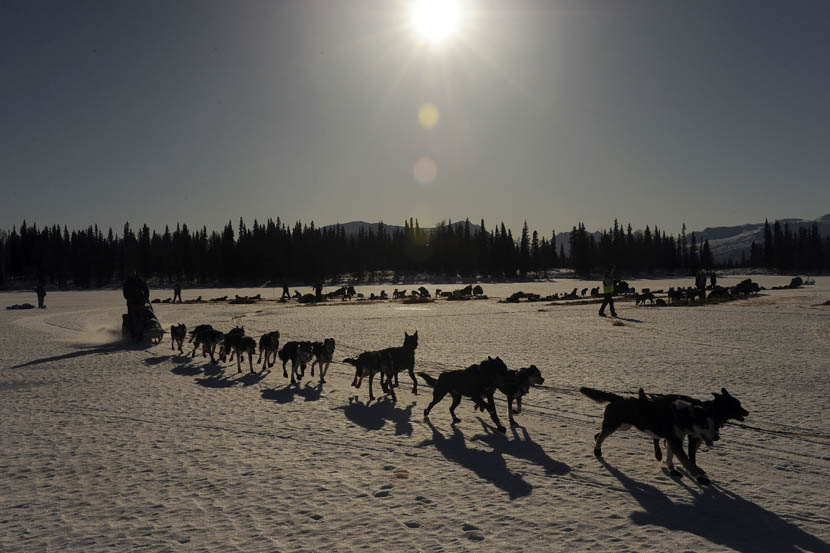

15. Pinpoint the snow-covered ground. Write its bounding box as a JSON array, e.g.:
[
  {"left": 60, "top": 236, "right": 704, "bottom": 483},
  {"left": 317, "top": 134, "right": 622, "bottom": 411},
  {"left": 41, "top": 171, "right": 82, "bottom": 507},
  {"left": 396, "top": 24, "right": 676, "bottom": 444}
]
[{"left": 2, "top": 275, "right": 829, "bottom": 552}]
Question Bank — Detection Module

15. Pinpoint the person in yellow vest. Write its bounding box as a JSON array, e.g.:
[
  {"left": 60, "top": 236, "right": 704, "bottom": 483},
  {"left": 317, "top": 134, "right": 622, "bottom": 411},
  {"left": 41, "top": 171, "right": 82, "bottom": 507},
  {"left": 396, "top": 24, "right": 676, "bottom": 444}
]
[{"left": 598, "top": 266, "right": 617, "bottom": 317}]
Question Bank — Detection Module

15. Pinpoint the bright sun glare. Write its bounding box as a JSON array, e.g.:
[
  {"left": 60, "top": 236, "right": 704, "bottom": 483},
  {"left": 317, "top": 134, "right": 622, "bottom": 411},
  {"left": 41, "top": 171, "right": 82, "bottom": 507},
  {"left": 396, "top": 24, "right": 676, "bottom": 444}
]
[{"left": 410, "top": 0, "right": 461, "bottom": 46}]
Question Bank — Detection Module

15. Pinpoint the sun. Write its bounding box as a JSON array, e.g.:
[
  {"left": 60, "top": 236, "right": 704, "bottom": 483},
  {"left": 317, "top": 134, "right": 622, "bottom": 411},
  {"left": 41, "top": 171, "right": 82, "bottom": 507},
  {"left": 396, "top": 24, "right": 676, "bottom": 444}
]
[{"left": 410, "top": 0, "right": 462, "bottom": 46}]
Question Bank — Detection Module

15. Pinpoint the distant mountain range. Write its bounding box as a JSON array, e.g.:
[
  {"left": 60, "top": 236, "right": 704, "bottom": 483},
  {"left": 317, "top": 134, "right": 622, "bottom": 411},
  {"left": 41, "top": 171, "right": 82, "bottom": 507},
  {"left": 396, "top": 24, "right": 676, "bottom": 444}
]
[
  {"left": 325, "top": 214, "right": 830, "bottom": 263},
  {"left": 696, "top": 214, "right": 830, "bottom": 262}
]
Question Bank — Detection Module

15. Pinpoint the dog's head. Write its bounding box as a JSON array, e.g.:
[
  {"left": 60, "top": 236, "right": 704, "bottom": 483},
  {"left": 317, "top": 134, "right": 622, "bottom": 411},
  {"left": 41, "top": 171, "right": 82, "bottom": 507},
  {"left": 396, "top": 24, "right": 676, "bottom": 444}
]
[
  {"left": 404, "top": 331, "right": 419, "bottom": 350},
  {"left": 483, "top": 356, "right": 509, "bottom": 374},
  {"left": 519, "top": 365, "right": 544, "bottom": 386},
  {"left": 712, "top": 387, "right": 748, "bottom": 422},
  {"left": 324, "top": 337, "right": 335, "bottom": 352}
]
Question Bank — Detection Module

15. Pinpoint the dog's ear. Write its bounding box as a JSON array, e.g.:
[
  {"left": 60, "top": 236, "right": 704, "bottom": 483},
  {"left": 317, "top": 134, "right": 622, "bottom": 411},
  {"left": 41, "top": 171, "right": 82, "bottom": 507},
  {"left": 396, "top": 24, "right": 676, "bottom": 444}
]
[
  {"left": 721, "top": 387, "right": 731, "bottom": 397},
  {"left": 638, "top": 388, "right": 647, "bottom": 400}
]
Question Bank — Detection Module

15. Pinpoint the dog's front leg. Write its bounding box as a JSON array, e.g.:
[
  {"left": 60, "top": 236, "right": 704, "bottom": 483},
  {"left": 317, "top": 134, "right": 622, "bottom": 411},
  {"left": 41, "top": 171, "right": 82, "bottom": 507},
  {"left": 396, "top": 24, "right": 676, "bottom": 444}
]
[
  {"left": 486, "top": 394, "right": 506, "bottom": 433},
  {"left": 408, "top": 367, "right": 417, "bottom": 395},
  {"left": 667, "top": 437, "right": 709, "bottom": 485},
  {"left": 507, "top": 396, "right": 516, "bottom": 424},
  {"left": 448, "top": 393, "right": 462, "bottom": 423},
  {"left": 665, "top": 443, "right": 679, "bottom": 476},
  {"left": 653, "top": 439, "right": 663, "bottom": 461},
  {"left": 688, "top": 436, "right": 705, "bottom": 473}
]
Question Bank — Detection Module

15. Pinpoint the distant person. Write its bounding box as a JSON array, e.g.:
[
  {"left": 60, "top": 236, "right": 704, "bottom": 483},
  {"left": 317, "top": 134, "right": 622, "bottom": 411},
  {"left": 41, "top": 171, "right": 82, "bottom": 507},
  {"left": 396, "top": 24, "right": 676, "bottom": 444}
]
[
  {"left": 315, "top": 281, "right": 323, "bottom": 301},
  {"left": 35, "top": 282, "right": 46, "bottom": 309},
  {"left": 598, "top": 266, "right": 617, "bottom": 317},
  {"left": 173, "top": 282, "right": 182, "bottom": 303},
  {"left": 123, "top": 272, "right": 150, "bottom": 338},
  {"left": 281, "top": 282, "right": 290, "bottom": 300},
  {"left": 710, "top": 272, "right": 717, "bottom": 289}
]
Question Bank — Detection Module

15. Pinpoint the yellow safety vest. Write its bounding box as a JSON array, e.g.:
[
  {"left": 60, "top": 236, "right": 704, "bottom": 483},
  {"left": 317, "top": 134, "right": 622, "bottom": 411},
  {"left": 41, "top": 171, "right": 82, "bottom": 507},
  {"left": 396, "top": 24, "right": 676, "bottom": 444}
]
[{"left": 603, "top": 277, "right": 614, "bottom": 295}]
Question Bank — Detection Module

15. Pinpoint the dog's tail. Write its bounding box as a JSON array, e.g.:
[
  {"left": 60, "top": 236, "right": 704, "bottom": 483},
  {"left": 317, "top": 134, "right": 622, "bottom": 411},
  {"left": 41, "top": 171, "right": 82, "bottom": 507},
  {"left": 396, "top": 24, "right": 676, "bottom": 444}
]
[
  {"left": 419, "top": 372, "right": 438, "bottom": 388},
  {"left": 343, "top": 358, "right": 357, "bottom": 366},
  {"left": 579, "top": 387, "right": 624, "bottom": 404}
]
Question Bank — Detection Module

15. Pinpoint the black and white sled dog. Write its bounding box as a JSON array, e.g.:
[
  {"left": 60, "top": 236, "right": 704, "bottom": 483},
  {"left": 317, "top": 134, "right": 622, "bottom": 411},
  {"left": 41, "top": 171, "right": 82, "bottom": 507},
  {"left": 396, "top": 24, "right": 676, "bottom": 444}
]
[
  {"left": 222, "top": 328, "right": 257, "bottom": 373},
  {"left": 278, "top": 341, "right": 314, "bottom": 383},
  {"left": 420, "top": 356, "right": 510, "bottom": 433},
  {"left": 580, "top": 387, "right": 727, "bottom": 485},
  {"left": 310, "top": 338, "right": 335, "bottom": 383},
  {"left": 257, "top": 331, "right": 280, "bottom": 370},
  {"left": 489, "top": 365, "right": 544, "bottom": 425},
  {"left": 650, "top": 388, "right": 748, "bottom": 474},
  {"left": 383, "top": 331, "right": 419, "bottom": 398},
  {"left": 188, "top": 324, "right": 213, "bottom": 344},
  {"left": 190, "top": 327, "right": 224, "bottom": 363},
  {"left": 219, "top": 327, "right": 245, "bottom": 363},
  {"left": 344, "top": 349, "right": 387, "bottom": 402},
  {"left": 170, "top": 323, "right": 187, "bottom": 354},
  {"left": 344, "top": 331, "right": 418, "bottom": 402}
]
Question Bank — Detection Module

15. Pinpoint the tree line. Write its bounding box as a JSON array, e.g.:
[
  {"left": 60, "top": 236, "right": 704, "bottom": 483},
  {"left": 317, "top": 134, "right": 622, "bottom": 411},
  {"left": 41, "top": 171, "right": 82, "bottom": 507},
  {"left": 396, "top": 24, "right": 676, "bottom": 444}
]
[
  {"left": 745, "top": 219, "right": 827, "bottom": 273},
  {"left": 0, "top": 217, "right": 826, "bottom": 288}
]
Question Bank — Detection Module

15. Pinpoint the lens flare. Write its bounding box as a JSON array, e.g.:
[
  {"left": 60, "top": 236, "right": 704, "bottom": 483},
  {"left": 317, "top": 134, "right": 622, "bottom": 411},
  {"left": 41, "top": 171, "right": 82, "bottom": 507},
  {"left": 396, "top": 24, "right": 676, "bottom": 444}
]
[
  {"left": 413, "top": 157, "right": 438, "bottom": 185},
  {"left": 418, "top": 103, "right": 440, "bottom": 130}
]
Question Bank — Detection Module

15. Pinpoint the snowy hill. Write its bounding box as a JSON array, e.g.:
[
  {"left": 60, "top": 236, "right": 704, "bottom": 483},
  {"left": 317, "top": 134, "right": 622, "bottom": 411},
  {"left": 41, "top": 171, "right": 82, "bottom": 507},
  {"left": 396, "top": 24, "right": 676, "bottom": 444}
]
[{"left": 695, "top": 214, "right": 830, "bottom": 263}]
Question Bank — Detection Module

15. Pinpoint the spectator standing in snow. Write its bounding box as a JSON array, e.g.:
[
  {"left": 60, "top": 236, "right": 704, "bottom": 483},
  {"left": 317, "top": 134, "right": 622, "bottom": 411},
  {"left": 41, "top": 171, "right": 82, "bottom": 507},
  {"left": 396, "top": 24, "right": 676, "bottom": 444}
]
[
  {"left": 598, "top": 266, "right": 617, "bottom": 317},
  {"left": 35, "top": 282, "right": 46, "bottom": 308}
]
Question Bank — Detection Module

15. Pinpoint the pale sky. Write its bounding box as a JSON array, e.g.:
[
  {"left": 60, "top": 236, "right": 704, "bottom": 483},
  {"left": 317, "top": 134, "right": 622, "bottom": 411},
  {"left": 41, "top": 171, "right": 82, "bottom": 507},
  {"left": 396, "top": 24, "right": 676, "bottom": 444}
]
[{"left": 2, "top": 0, "right": 829, "bottom": 236}]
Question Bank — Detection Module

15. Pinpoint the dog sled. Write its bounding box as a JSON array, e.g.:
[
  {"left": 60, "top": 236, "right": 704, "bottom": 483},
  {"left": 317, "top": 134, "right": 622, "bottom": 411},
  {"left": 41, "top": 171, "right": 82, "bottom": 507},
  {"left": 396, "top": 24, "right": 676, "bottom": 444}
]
[{"left": 122, "top": 302, "right": 164, "bottom": 344}]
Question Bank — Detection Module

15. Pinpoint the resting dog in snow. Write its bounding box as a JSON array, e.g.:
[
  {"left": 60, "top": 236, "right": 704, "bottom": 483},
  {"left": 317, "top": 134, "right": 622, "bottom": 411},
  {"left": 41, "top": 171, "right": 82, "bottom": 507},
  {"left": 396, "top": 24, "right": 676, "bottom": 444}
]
[
  {"left": 488, "top": 365, "right": 544, "bottom": 425},
  {"left": 580, "top": 387, "right": 718, "bottom": 485},
  {"left": 650, "top": 388, "right": 748, "bottom": 475},
  {"left": 170, "top": 323, "right": 187, "bottom": 353},
  {"left": 257, "top": 331, "right": 280, "bottom": 370},
  {"left": 420, "top": 356, "right": 510, "bottom": 433},
  {"left": 310, "top": 338, "right": 335, "bottom": 383},
  {"left": 278, "top": 341, "right": 314, "bottom": 383}
]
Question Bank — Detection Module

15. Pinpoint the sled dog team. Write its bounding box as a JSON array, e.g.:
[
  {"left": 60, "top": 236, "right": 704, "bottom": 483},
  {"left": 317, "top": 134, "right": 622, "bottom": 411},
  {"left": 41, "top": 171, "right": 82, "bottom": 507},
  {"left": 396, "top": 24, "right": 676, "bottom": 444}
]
[{"left": 170, "top": 323, "right": 749, "bottom": 486}]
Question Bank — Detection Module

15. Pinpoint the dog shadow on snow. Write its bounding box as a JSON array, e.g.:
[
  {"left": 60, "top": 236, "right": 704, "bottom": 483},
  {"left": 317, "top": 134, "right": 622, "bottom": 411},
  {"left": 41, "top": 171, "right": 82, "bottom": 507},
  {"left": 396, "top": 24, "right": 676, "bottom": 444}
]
[
  {"left": 601, "top": 459, "right": 830, "bottom": 553},
  {"left": 261, "top": 381, "right": 324, "bottom": 404},
  {"left": 335, "top": 397, "right": 414, "bottom": 436},
  {"left": 417, "top": 418, "right": 569, "bottom": 500},
  {"left": 145, "top": 354, "right": 192, "bottom": 367},
  {"left": 195, "top": 368, "right": 271, "bottom": 388},
  {"left": 471, "top": 420, "right": 570, "bottom": 477}
]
